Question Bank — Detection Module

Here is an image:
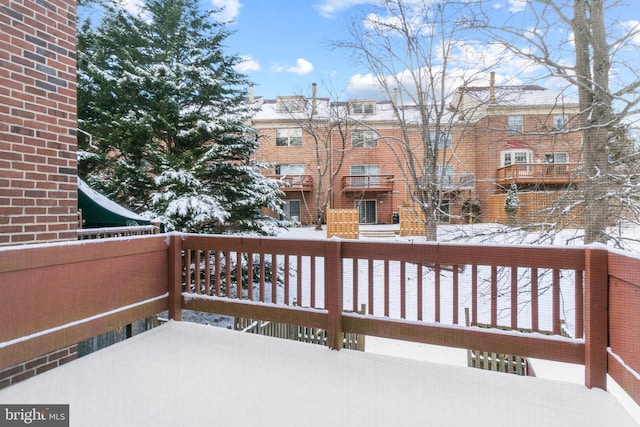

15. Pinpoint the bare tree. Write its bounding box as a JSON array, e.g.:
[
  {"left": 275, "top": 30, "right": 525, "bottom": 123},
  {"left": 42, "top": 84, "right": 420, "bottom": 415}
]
[
  {"left": 278, "top": 84, "right": 354, "bottom": 230},
  {"left": 472, "top": 0, "right": 640, "bottom": 245},
  {"left": 334, "top": 0, "right": 487, "bottom": 240}
]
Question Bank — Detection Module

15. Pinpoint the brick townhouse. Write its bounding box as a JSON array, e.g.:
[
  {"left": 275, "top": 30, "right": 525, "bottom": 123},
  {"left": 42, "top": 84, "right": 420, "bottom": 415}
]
[{"left": 252, "top": 83, "right": 582, "bottom": 226}]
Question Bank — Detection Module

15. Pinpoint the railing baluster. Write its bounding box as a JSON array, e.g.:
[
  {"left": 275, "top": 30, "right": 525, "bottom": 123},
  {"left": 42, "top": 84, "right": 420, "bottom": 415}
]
[
  {"left": 284, "top": 255, "right": 290, "bottom": 305},
  {"left": 435, "top": 264, "right": 441, "bottom": 323},
  {"left": 214, "top": 250, "right": 221, "bottom": 297},
  {"left": 384, "top": 260, "right": 390, "bottom": 317},
  {"left": 310, "top": 256, "right": 316, "bottom": 308},
  {"left": 491, "top": 265, "right": 497, "bottom": 328},
  {"left": 400, "top": 261, "right": 406, "bottom": 319},
  {"left": 225, "top": 252, "right": 231, "bottom": 298},
  {"left": 417, "top": 263, "right": 423, "bottom": 321},
  {"left": 368, "top": 259, "right": 374, "bottom": 315},
  {"left": 296, "top": 255, "right": 302, "bottom": 306},
  {"left": 352, "top": 258, "right": 358, "bottom": 313},
  {"left": 511, "top": 266, "right": 518, "bottom": 330},
  {"left": 553, "top": 269, "right": 560, "bottom": 335},
  {"left": 531, "top": 267, "right": 539, "bottom": 332},
  {"left": 575, "top": 269, "right": 584, "bottom": 339},
  {"left": 453, "top": 265, "right": 459, "bottom": 325},
  {"left": 236, "top": 251, "right": 243, "bottom": 299},
  {"left": 247, "top": 253, "right": 254, "bottom": 301},
  {"left": 271, "top": 253, "right": 278, "bottom": 304},
  {"left": 471, "top": 265, "right": 478, "bottom": 326},
  {"left": 259, "top": 253, "right": 265, "bottom": 302}
]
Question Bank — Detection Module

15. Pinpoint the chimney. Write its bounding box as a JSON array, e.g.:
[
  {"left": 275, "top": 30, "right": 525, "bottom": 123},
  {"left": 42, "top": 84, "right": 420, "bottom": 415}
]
[
  {"left": 393, "top": 87, "right": 398, "bottom": 116},
  {"left": 249, "top": 85, "right": 254, "bottom": 103},
  {"left": 311, "top": 83, "right": 317, "bottom": 116},
  {"left": 489, "top": 72, "right": 496, "bottom": 104}
]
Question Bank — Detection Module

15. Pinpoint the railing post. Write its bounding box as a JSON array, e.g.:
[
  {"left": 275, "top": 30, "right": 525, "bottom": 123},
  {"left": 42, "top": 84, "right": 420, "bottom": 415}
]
[
  {"left": 584, "top": 245, "right": 608, "bottom": 389},
  {"left": 168, "top": 233, "right": 183, "bottom": 321},
  {"left": 325, "top": 239, "right": 343, "bottom": 350}
]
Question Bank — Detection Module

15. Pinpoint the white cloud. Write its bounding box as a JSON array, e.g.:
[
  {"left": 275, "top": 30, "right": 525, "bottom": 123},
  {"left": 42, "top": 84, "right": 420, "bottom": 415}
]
[
  {"left": 234, "top": 56, "right": 261, "bottom": 73},
  {"left": 315, "top": 0, "right": 372, "bottom": 18},
  {"left": 286, "top": 58, "right": 314, "bottom": 75},
  {"left": 210, "top": 0, "right": 242, "bottom": 22},
  {"left": 508, "top": 0, "right": 527, "bottom": 13}
]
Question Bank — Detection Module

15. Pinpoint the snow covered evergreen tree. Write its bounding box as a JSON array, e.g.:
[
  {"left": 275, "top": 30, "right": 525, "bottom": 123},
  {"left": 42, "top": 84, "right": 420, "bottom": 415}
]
[
  {"left": 77, "top": 0, "right": 284, "bottom": 234},
  {"left": 504, "top": 182, "right": 519, "bottom": 225}
]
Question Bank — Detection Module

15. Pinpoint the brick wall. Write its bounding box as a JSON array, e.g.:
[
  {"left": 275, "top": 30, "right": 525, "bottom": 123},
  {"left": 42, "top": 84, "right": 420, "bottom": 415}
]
[
  {"left": 0, "top": 0, "right": 78, "bottom": 246},
  {"left": 0, "top": 345, "right": 78, "bottom": 390}
]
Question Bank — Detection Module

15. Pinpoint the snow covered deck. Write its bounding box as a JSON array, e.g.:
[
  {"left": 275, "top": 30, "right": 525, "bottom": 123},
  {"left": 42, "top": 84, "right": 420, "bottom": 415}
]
[{"left": 1, "top": 320, "right": 636, "bottom": 427}]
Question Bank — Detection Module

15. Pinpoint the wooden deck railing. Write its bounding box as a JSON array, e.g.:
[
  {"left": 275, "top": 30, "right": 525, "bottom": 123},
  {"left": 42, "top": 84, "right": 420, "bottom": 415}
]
[
  {"left": 496, "top": 163, "right": 583, "bottom": 184},
  {"left": 1, "top": 234, "right": 639, "bottom": 405}
]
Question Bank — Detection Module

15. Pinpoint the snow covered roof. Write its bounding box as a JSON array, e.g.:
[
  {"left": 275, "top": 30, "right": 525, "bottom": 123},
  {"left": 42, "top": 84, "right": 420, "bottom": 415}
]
[
  {"left": 78, "top": 178, "right": 150, "bottom": 227},
  {"left": 461, "top": 85, "right": 577, "bottom": 107}
]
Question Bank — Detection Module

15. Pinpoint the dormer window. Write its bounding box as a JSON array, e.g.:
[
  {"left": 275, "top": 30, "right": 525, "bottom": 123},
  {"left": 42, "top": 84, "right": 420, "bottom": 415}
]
[
  {"left": 276, "top": 96, "right": 306, "bottom": 113},
  {"left": 350, "top": 100, "right": 376, "bottom": 115}
]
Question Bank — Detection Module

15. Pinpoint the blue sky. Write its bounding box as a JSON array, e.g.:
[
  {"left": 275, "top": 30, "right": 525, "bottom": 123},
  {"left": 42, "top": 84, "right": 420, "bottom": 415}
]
[{"left": 115, "top": 0, "right": 640, "bottom": 108}]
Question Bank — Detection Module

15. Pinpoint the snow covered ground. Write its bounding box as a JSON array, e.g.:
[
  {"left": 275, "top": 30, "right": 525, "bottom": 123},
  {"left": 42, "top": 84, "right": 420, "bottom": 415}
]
[{"left": 269, "top": 223, "right": 640, "bottom": 424}]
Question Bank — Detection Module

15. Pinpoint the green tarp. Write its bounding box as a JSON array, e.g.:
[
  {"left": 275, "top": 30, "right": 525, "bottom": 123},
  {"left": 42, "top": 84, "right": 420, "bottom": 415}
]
[{"left": 78, "top": 178, "right": 150, "bottom": 228}]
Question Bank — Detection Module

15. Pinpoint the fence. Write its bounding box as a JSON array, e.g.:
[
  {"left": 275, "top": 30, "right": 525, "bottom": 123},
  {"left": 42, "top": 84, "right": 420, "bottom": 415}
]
[
  {"left": 487, "top": 192, "right": 584, "bottom": 225},
  {"left": 326, "top": 209, "right": 359, "bottom": 239},
  {"left": 1, "top": 234, "right": 640, "bottom": 405},
  {"left": 399, "top": 206, "right": 425, "bottom": 236}
]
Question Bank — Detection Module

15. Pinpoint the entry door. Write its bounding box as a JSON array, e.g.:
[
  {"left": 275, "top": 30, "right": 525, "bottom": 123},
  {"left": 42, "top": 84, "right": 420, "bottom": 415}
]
[{"left": 355, "top": 200, "right": 376, "bottom": 224}]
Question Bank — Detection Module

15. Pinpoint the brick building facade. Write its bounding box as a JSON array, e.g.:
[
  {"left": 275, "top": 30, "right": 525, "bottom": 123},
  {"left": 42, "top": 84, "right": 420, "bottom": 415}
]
[
  {"left": 0, "top": 0, "right": 78, "bottom": 246},
  {"left": 252, "top": 84, "right": 583, "bottom": 226}
]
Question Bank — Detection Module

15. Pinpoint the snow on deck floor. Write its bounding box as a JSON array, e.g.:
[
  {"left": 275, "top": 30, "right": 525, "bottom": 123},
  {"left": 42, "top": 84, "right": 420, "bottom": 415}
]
[{"left": 1, "top": 321, "right": 637, "bottom": 427}]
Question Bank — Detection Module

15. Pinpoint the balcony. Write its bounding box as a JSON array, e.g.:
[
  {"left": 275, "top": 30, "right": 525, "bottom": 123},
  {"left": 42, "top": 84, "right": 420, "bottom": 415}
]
[
  {"left": 1, "top": 235, "right": 639, "bottom": 425},
  {"left": 270, "top": 174, "right": 313, "bottom": 191},
  {"left": 342, "top": 174, "right": 394, "bottom": 192},
  {"left": 496, "top": 163, "right": 584, "bottom": 185}
]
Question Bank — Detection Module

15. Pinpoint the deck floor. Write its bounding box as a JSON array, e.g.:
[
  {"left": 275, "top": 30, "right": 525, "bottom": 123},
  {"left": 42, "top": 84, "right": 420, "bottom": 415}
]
[{"left": 1, "top": 321, "right": 637, "bottom": 427}]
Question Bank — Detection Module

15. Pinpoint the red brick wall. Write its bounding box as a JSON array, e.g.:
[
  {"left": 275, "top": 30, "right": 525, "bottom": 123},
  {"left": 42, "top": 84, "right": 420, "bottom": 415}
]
[
  {"left": 0, "top": 345, "right": 78, "bottom": 390},
  {"left": 0, "top": 0, "right": 78, "bottom": 246}
]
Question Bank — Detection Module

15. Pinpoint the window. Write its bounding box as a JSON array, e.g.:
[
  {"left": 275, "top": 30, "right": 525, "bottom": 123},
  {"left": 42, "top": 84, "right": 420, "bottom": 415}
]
[
  {"left": 435, "top": 165, "right": 454, "bottom": 186},
  {"left": 281, "top": 200, "right": 301, "bottom": 222},
  {"left": 350, "top": 101, "right": 376, "bottom": 115},
  {"left": 508, "top": 115, "right": 523, "bottom": 134},
  {"left": 544, "top": 153, "right": 568, "bottom": 164},
  {"left": 553, "top": 114, "right": 568, "bottom": 131},
  {"left": 352, "top": 130, "right": 378, "bottom": 148},
  {"left": 429, "top": 130, "right": 451, "bottom": 148},
  {"left": 276, "top": 164, "right": 305, "bottom": 175},
  {"left": 275, "top": 128, "right": 302, "bottom": 146},
  {"left": 276, "top": 96, "right": 305, "bottom": 113},
  {"left": 350, "top": 165, "right": 380, "bottom": 187},
  {"left": 502, "top": 150, "right": 531, "bottom": 167}
]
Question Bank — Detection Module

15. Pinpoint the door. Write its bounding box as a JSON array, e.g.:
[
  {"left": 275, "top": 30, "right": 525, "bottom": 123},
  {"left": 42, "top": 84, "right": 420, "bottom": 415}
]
[{"left": 355, "top": 200, "right": 376, "bottom": 224}]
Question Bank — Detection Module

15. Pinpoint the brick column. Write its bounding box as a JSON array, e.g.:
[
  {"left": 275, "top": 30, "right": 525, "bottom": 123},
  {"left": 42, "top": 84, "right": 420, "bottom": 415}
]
[{"left": 0, "top": 0, "right": 78, "bottom": 245}]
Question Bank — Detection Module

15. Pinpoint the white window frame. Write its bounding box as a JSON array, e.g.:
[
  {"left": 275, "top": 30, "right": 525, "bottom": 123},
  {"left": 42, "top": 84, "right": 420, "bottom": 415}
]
[
  {"left": 544, "top": 153, "right": 568, "bottom": 164},
  {"left": 501, "top": 149, "right": 531, "bottom": 167},
  {"left": 352, "top": 130, "right": 378, "bottom": 148},
  {"left": 553, "top": 114, "right": 568, "bottom": 131},
  {"left": 508, "top": 115, "right": 523, "bottom": 134},
  {"left": 275, "top": 128, "right": 302, "bottom": 147},
  {"left": 350, "top": 101, "right": 376, "bottom": 115},
  {"left": 276, "top": 164, "right": 305, "bottom": 175}
]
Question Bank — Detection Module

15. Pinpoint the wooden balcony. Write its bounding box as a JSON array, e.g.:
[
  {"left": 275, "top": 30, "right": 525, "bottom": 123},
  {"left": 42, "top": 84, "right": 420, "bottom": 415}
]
[
  {"left": 342, "top": 174, "right": 394, "bottom": 192},
  {"left": 1, "top": 235, "right": 639, "bottom": 425},
  {"left": 270, "top": 174, "right": 313, "bottom": 191},
  {"left": 496, "top": 163, "right": 584, "bottom": 185}
]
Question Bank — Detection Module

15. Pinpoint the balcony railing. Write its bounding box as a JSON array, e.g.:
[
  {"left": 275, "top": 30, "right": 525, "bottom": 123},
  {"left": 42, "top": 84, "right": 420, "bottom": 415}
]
[
  {"left": 269, "top": 174, "right": 313, "bottom": 191},
  {"left": 342, "top": 175, "right": 394, "bottom": 192},
  {"left": 496, "top": 163, "right": 583, "bottom": 185},
  {"left": 1, "top": 234, "right": 639, "bottom": 406}
]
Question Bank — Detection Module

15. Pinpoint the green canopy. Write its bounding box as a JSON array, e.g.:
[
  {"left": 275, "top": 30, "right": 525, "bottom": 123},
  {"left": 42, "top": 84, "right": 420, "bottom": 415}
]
[{"left": 78, "top": 178, "right": 151, "bottom": 228}]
